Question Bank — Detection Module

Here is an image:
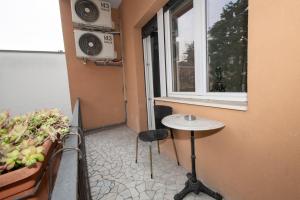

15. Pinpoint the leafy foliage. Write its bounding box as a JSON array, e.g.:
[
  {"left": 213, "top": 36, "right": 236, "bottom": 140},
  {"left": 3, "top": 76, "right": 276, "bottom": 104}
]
[
  {"left": 0, "top": 109, "right": 69, "bottom": 174},
  {"left": 208, "top": 0, "right": 248, "bottom": 92}
]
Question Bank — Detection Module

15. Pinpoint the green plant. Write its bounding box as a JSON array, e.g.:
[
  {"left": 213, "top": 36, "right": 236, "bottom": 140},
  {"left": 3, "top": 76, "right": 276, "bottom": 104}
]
[
  {"left": 0, "top": 109, "right": 69, "bottom": 174},
  {"left": 0, "top": 111, "right": 9, "bottom": 129}
]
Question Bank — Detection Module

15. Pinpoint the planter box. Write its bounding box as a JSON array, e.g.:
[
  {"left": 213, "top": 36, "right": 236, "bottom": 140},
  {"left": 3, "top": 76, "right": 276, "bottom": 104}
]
[{"left": 0, "top": 140, "right": 58, "bottom": 200}]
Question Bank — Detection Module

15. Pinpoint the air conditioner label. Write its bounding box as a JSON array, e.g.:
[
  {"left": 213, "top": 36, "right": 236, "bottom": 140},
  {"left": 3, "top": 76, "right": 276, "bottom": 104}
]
[
  {"left": 100, "top": 1, "right": 110, "bottom": 12},
  {"left": 104, "top": 35, "right": 113, "bottom": 44}
]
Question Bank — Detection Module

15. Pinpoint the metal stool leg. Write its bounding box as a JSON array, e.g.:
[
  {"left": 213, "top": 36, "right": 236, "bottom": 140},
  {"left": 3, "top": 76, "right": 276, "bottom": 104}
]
[
  {"left": 157, "top": 140, "right": 160, "bottom": 154},
  {"left": 135, "top": 136, "right": 138, "bottom": 163},
  {"left": 170, "top": 129, "right": 180, "bottom": 166},
  {"left": 149, "top": 144, "right": 153, "bottom": 179}
]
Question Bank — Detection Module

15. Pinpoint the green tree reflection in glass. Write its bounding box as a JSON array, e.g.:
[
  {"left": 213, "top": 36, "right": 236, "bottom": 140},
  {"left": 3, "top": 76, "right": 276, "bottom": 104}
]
[{"left": 207, "top": 0, "right": 248, "bottom": 92}]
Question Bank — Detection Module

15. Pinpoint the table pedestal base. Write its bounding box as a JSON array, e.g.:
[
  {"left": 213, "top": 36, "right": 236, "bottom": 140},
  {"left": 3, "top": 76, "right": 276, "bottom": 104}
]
[{"left": 174, "top": 173, "right": 223, "bottom": 200}]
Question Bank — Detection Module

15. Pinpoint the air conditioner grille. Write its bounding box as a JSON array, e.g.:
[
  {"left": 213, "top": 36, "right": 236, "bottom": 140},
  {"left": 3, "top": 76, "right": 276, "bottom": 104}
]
[
  {"left": 75, "top": 0, "right": 99, "bottom": 22},
  {"left": 79, "top": 33, "right": 103, "bottom": 56}
]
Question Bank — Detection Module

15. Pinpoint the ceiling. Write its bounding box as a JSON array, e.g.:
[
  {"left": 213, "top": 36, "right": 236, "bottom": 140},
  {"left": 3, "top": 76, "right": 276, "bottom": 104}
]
[{"left": 107, "top": 0, "right": 122, "bottom": 8}]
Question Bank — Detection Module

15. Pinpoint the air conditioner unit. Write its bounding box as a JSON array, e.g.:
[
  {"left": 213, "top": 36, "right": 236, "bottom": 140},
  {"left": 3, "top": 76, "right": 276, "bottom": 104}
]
[
  {"left": 71, "top": 0, "right": 113, "bottom": 30},
  {"left": 74, "top": 29, "right": 116, "bottom": 60}
]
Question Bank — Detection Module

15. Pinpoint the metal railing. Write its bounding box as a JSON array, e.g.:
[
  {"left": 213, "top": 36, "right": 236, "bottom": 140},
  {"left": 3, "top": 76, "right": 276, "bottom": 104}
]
[
  {"left": 51, "top": 98, "right": 91, "bottom": 200},
  {"left": 77, "top": 99, "right": 92, "bottom": 200}
]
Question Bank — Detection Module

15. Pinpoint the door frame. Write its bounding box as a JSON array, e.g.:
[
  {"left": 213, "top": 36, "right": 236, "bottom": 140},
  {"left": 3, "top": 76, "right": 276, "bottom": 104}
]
[
  {"left": 142, "top": 9, "right": 166, "bottom": 130},
  {"left": 143, "top": 36, "right": 156, "bottom": 130}
]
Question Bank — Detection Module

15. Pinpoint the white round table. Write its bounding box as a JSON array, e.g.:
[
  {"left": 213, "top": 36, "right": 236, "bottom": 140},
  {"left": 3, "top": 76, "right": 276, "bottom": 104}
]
[{"left": 162, "top": 114, "right": 225, "bottom": 200}]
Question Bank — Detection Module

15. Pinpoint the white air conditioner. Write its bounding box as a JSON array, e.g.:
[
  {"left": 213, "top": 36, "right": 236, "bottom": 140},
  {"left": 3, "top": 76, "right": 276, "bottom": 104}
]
[
  {"left": 74, "top": 29, "right": 116, "bottom": 60},
  {"left": 71, "top": 0, "right": 113, "bottom": 30}
]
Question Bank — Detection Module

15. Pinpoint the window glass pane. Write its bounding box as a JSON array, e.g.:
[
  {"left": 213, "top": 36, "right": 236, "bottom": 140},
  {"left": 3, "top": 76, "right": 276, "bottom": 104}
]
[
  {"left": 207, "top": 0, "right": 248, "bottom": 92},
  {"left": 170, "top": 0, "right": 195, "bottom": 92}
]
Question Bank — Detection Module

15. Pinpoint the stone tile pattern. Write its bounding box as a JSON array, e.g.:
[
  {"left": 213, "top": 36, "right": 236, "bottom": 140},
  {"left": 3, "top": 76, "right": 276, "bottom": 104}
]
[{"left": 85, "top": 126, "right": 214, "bottom": 200}]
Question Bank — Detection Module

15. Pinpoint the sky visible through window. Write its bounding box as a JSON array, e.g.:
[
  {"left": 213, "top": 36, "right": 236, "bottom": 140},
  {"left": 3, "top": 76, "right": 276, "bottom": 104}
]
[
  {"left": 176, "top": 0, "right": 234, "bottom": 61},
  {"left": 207, "top": 0, "right": 235, "bottom": 29},
  {"left": 177, "top": 8, "right": 193, "bottom": 62},
  {"left": 0, "top": 0, "right": 64, "bottom": 51}
]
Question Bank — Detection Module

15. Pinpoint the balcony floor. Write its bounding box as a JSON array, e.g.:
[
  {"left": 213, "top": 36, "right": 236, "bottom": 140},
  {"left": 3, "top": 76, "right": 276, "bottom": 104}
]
[{"left": 86, "top": 125, "right": 214, "bottom": 200}]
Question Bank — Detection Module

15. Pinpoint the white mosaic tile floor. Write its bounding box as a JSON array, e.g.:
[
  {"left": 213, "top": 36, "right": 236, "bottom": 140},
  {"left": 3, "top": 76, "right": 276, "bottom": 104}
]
[{"left": 85, "top": 125, "right": 214, "bottom": 200}]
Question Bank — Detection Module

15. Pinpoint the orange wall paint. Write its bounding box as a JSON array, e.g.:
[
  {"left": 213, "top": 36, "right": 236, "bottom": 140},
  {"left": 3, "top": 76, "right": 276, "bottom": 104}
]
[
  {"left": 120, "top": 0, "right": 168, "bottom": 131},
  {"left": 120, "top": 0, "right": 300, "bottom": 199},
  {"left": 59, "top": 0, "right": 126, "bottom": 130}
]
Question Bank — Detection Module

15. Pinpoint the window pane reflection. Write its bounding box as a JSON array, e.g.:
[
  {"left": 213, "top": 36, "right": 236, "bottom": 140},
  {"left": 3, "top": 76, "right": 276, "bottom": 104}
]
[
  {"left": 170, "top": 0, "right": 195, "bottom": 92},
  {"left": 207, "top": 0, "right": 248, "bottom": 92}
]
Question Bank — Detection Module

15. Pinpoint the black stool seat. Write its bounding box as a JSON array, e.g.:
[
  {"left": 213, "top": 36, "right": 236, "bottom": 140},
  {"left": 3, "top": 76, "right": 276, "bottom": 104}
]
[{"left": 139, "top": 129, "right": 169, "bottom": 142}]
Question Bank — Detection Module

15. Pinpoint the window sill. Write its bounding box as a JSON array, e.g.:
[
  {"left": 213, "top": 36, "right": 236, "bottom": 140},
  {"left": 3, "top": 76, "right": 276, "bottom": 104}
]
[{"left": 154, "top": 97, "right": 248, "bottom": 111}]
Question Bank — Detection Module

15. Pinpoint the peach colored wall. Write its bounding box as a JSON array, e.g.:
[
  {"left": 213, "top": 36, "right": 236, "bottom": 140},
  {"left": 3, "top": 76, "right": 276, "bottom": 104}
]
[
  {"left": 120, "top": 0, "right": 168, "bottom": 131},
  {"left": 59, "top": 0, "right": 126, "bottom": 130},
  {"left": 120, "top": 0, "right": 300, "bottom": 200}
]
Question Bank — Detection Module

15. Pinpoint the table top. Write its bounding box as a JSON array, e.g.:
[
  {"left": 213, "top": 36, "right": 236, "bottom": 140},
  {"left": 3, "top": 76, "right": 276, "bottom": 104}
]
[{"left": 162, "top": 114, "right": 225, "bottom": 131}]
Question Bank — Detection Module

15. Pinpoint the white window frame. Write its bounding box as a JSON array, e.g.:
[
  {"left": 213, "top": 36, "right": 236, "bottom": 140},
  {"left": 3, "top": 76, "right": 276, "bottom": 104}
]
[
  {"left": 157, "top": 9, "right": 167, "bottom": 97},
  {"left": 163, "top": 0, "right": 247, "bottom": 102}
]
